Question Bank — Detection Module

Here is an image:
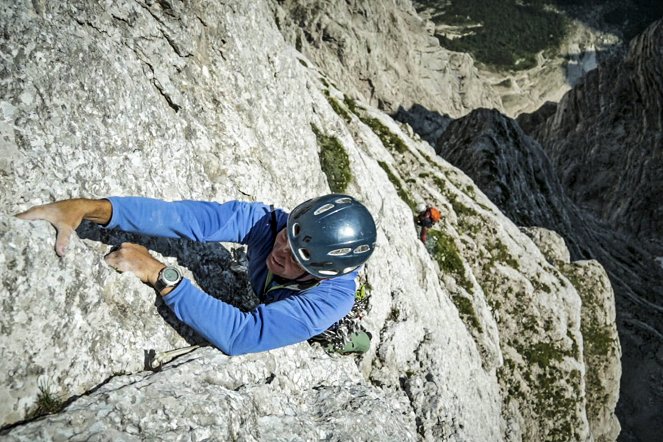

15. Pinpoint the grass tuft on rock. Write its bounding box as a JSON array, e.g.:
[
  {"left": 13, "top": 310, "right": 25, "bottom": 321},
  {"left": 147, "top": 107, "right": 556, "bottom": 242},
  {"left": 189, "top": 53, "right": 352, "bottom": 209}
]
[
  {"left": 326, "top": 96, "right": 352, "bottom": 123},
  {"left": 452, "top": 295, "right": 483, "bottom": 333},
  {"left": 27, "top": 383, "right": 64, "bottom": 419}
]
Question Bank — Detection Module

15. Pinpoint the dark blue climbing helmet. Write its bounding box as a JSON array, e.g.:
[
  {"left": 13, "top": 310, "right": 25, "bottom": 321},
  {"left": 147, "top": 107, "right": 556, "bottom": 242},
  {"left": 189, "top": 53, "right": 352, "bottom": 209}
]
[{"left": 287, "top": 194, "right": 377, "bottom": 279}]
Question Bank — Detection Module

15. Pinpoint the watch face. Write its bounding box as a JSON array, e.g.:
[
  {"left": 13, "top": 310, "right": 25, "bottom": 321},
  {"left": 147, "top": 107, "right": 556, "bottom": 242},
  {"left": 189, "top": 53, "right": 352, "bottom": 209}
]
[{"left": 163, "top": 267, "right": 180, "bottom": 284}]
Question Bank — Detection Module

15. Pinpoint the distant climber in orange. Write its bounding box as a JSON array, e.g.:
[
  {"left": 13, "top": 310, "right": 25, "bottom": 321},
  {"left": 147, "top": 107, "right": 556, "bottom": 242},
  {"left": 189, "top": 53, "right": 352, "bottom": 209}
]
[{"left": 415, "top": 204, "right": 441, "bottom": 243}]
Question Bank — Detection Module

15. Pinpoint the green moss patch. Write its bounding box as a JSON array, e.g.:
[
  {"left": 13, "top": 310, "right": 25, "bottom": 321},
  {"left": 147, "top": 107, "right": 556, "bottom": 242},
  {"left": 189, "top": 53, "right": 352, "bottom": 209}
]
[
  {"left": 582, "top": 322, "right": 615, "bottom": 357},
  {"left": 326, "top": 96, "right": 352, "bottom": 123},
  {"left": 427, "top": 230, "right": 471, "bottom": 291},
  {"left": 359, "top": 115, "right": 408, "bottom": 154},
  {"left": 518, "top": 341, "right": 566, "bottom": 369},
  {"left": 343, "top": 95, "right": 358, "bottom": 113},
  {"left": 311, "top": 124, "right": 351, "bottom": 193},
  {"left": 377, "top": 161, "right": 417, "bottom": 210},
  {"left": 452, "top": 295, "right": 483, "bottom": 333}
]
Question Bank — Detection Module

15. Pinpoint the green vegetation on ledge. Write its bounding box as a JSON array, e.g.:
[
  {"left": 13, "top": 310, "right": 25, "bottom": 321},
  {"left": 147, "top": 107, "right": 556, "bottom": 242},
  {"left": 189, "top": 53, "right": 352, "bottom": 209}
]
[
  {"left": 326, "top": 95, "right": 352, "bottom": 123},
  {"left": 377, "top": 161, "right": 417, "bottom": 210},
  {"left": 452, "top": 294, "right": 483, "bottom": 333},
  {"left": 427, "top": 229, "right": 471, "bottom": 291},
  {"left": 311, "top": 124, "right": 351, "bottom": 193},
  {"left": 358, "top": 115, "right": 408, "bottom": 154}
]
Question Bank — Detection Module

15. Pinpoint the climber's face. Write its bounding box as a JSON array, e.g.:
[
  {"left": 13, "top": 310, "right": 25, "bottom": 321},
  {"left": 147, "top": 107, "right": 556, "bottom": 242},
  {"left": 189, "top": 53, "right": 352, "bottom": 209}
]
[{"left": 266, "top": 229, "right": 311, "bottom": 280}]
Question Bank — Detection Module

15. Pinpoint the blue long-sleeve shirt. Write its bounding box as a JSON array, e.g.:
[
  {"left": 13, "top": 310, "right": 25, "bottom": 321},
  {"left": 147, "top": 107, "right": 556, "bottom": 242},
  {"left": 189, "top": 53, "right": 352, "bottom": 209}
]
[{"left": 105, "top": 196, "right": 358, "bottom": 355}]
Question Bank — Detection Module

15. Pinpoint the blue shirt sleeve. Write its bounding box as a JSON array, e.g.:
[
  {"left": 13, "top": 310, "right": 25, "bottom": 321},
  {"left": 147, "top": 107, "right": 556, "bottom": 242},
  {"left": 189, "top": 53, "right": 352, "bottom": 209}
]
[
  {"left": 105, "top": 196, "right": 270, "bottom": 244},
  {"left": 163, "top": 277, "right": 356, "bottom": 355},
  {"left": 105, "top": 196, "right": 358, "bottom": 355}
]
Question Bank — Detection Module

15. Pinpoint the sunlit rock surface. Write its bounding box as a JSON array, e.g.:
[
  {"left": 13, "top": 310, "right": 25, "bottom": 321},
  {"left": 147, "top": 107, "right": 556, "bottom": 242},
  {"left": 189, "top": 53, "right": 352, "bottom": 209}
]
[
  {"left": 272, "top": 0, "right": 503, "bottom": 117},
  {"left": 0, "top": 1, "right": 621, "bottom": 441}
]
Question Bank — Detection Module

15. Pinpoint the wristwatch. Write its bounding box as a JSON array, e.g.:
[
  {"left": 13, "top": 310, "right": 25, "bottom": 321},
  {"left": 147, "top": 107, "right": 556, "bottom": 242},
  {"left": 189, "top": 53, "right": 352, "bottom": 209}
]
[{"left": 154, "top": 265, "right": 183, "bottom": 294}]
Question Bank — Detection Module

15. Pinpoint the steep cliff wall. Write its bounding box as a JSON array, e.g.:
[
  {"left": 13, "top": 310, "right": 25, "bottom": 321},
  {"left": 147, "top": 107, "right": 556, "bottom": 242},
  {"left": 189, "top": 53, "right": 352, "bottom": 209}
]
[
  {"left": 528, "top": 19, "right": 663, "bottom": 247},
  {"left": 271, "top": 0, "right": 503, "bottom": 117},
  {"left": 435, "top": 106, "right": 659, "bottom": 441},
  {"left": 518, "top": 20, "right": 663, "bottom": 440},
  {"left": 0, "top": 1, "right": 619, "bottom": 441}
]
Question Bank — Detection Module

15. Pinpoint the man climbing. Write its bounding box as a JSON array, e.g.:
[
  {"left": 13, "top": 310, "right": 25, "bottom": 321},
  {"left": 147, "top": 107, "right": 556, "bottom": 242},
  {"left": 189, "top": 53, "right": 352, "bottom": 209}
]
[
  {"left": 415, "top": 204, "right": 441, "bottom": 243},
  {"left": 16, "top": 194, "right": 377, "bottom": 356}
]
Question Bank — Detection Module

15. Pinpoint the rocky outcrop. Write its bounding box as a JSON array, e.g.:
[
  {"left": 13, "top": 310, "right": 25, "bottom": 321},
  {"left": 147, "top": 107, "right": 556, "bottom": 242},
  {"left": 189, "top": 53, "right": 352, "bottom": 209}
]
[
  {"left": 435, "top": 108, "right": 583, "bottom": 253},
  {"left": 527, "top": 19, "right": 663, "bottom": 248},
  {"left": 358, "top": 105, "right": 620, "bottom": 441},
  {"left": 523, "top": 228, "right": 621, "bottom": 442},
  {"left": 271, "top": 0, "right": 503, "bottom": 117},
  {"left": 0, "top": 0, "right": 622, "bottom": 441},
  {"left": 435, "top": 103, "right": 661, "bottom": 442},
  {"left": 518, "top": 21, "right": 663, "bottom": 440},
  {"left": 3, "top": 346, "right": 418, "bottom": 440},
  {"left": 412, "top": 1, "right": 623, "bottom": 118}
]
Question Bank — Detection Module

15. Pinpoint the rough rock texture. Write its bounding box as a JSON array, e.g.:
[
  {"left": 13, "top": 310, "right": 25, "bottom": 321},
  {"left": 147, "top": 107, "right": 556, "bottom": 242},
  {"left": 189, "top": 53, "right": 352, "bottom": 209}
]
[
  {"left": 271, "top": 0, "right": 503, "bottom": 118},
  {"left": 528, "top": 19, "right": 663, "bottom": 248},
  {"left": 521, "top": 20, "right": 663, "bottom": 441},
  {"left": 359, "top": 107, "right": 615, "bottom": 441},
  {"left": 4, "top": 346, "right": 418, "bottom": 441},
  {"left": 0, "top": 0, "right": 621, "bottom": 441},
  {"left": 435, "top": 105, "right": 661, "bottom": 441},
  {"left": 523, "top": 227, "right": 621, "bottom": 442},
  {"left": 480, "top": 20, "right": 621, "bottom": 118},
  {"left": 412, "top": 2, "right": 623, "bottom": 118},
  {"left": 435, "top": 108, "right": 584, "bottom": 254}
]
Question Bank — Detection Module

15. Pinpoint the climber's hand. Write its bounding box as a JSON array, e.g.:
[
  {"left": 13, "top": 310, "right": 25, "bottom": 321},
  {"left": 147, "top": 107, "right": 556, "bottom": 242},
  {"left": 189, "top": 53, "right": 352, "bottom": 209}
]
[
  {"left": 16, "top": 199, "right": 111, "bottom": 257},
  {"left": 104, "top": 243, "right": 165, "bottom": 286}
]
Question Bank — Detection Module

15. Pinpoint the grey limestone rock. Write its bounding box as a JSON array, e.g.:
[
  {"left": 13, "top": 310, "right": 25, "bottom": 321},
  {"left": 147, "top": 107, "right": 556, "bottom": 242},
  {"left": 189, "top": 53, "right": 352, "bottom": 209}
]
[
  {"left": 3, "top": 346, "right": 418, "bottom": 441},
  {"left": 522, "top": 19, "right": 663, "bottom": 441},
  {"left": 523, "top": 227, "right": 621, "bottom": 442},
  {"left": 271, "top": 0, "right": 503, "bottom": 118},
  {"left": 0, "top": 0, "right": 625, "bottom": 441},
  {"left": 530, "top": 19, "right": 663, "bottom": 247}
]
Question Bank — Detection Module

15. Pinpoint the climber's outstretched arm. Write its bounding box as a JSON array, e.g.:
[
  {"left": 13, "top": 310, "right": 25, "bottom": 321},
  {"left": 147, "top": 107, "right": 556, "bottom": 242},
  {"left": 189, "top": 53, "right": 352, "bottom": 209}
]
[{"left": 17, "top": 196, "right": 270, "bottom": 255}]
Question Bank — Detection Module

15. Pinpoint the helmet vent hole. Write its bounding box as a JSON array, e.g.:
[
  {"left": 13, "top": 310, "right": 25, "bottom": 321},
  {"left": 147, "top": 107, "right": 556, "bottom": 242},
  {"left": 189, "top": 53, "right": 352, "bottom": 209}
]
[
  {"left": 310, "top": 261, "right": 334, "bottom": 268},
  {"left": 328, "top": 247, "right": 352, "bottom": 256},
  {"left": 342, "top": 266, "right": 357, "bottom": 274},
  {"left": 335, "top": 197, "right": 352, "bottom": 204},
  {"left": 303, "top": 235, "right": 312, "bottom": 243},
  {"left": 319, "top": 270, "right": 338, "bottom": 276},
  {"left": 314, "top": 203, "right": 335, "bottom": 215},
  {"left": 353, "top": 244, "right": 371, "bottom": 254},
  {"left": 291, "top": 223, "right": 301, "bottom": 237},
  {"left": 297, "top": 248, "right": 311, "bottom": 261}
]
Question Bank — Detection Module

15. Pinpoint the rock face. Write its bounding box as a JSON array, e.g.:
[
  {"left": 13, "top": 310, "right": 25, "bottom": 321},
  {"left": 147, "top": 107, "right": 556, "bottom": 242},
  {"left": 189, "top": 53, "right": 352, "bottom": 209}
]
[
  {"left": 519, "top": 19, "right": 663, "bottom": 441},
  {"left": 0, "top": 1, "right": 621, "bottom": 441},
  {"left": 527, "top": 19, "right": 663, "bottom": 248},
  {"left": 435, "top": 104, "right": 659, "bottom": 441},
  {"left": 3, "top": 346, "right": 418, "bottom": 441},
  {"left": 435, "top": 109, "right": 582, "bottom": 251},
  {"left": 271, "top": 0, "right": 503, "bottom": 117},
  {"left": 523, "top": 228, "right": 621, "bottom": 442},
  {"left": 412, "top": 1, "right": 623, "bottom": 118}
]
